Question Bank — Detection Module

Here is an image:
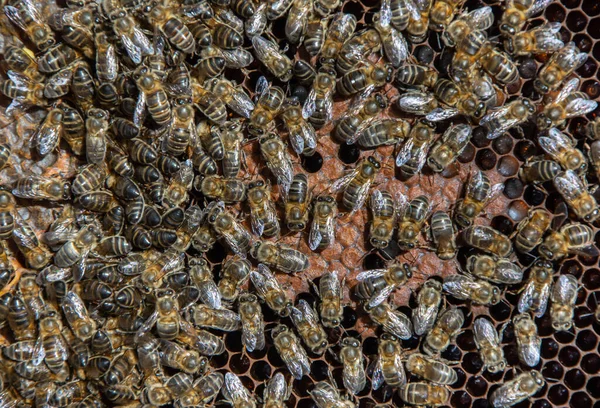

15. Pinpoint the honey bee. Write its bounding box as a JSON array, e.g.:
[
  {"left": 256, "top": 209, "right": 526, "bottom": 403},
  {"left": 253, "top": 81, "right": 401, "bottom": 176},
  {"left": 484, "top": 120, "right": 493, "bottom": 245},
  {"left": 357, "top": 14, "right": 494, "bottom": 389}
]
[
  {"left": 238, "top": 293, "right": 265, "bottom": 352},
  {"left": 466, "top": 255, "right": 524, "bottom": 284},
  {"left": 395, "top": 64, "right": 438, "bottom": 90},
  {"left": 500, "top": 0, "right": 555, "bottom": 36},
  {"left": 245, "top": 2, "right": 267, "bottom": 37},
  {"left": 304, "top": 16, "right": 328, "bottom": 57},
  {"left": 251, "top": 240, "right": 309, "bottom": 273},
  {"left": 587, "top": 117, "right": 600, "bottom": 140},
  {"left": 143, "top": 3, "right": 195, "bottom": 54},
  {"left": 189, "top": 304, "right": 241, "bottom": 332},
  {"left": 454, "top": 170, "right": 504, "bottom": 229},
  {"left": 405, "top": 353, "right": 457, "bottom": 385},
  {"left": 259, "top": 132, "right": 294, "bottom": 191},
  {"left": 368, "top": 190, "right": 396, "bottom": 249},
  {"left": 165, "top": 97, "right": 195, "bottom": 157},
  {"left": 4, "top": 0, "right": 55, "bottom": 51},
  {"left": 319, "top": 12, "right": 357, "bottom": 65},
  {"left": 102, "top": 0, "right": 153, "bottom": 64},
  {"left": 534, "top": 42, "right": 587, "bottom": 94},
  {"left": 366, "top": 301, "right": 413, "bottom": 339},
  {"left": 1, "top": 70, "right": 48, "bottom": 115},
  {"left": 357, "top": 118, "right": 411, "bottom": 148},
  {"left": 193, "top": 372, "right": 224, "bottom": 406},
  {"left": 397, "top": 194, "right": 431, "bottom": 250},
  {"left": 539, "top": 222, "right": 597, "bottom": 260},
  {"left": 249, "top": 78, "right": 285, "bottom": 137},
  {"left": 429, "top": 211, "right": 457, "bottom": 260},
  {"left": 247, "top": 179, "right": 280, "bottom": 238},
  {"left": 337, "top": 92, "right": 387, "bottom": 144},
  {"left": 4, "top": 45, "right": 46, "bottom": 83},
  {"left": 512, "top": 313, "right": 541, "bottom": 367},
  {"left": 480, "top": 98, "right": 535, "bottom": 140},
  {"left": 337, "top": 62, "right": 394, "bottom": 97},
  {"left": 518, "top": 260, "right": 553, "bottom": 318},
  {"left": 427, "top": 124, "right": 472, "bottom": 172},
  {"left": 373, "top": 0, "right": 409, "bottom": 67},
  {"left": 443, "top": 274, "right": 501, "bottom": 305},
  {"left": 462, "top": 225, "right": 513, "bottom": 257},
  {"left": 44, "top": 68, "right": 73, "bottom": 99},
  {"left": 190, "top": 79, "right": 228, "bottom": 126},
  {"left": 333, "top": 337, "right": 365, "bottom": 395},
  {"left": 272, "top": 324, "right": 311, "bottom": 379},
  {"left": 314, "top": 271, "right": 343, "bottom": 328},
  {"left": 133, "top": 65, "right": 171, "bottom": 127},
  {"left": 164, "top": 159, "right": 195, "bottom": 207},
  {"left": 56, "top": 224, "right": 103, "bottom": 271},
  {"left": 413, "top": 279, "right": 443, "bottom": 336},
  {"left": 285, "top": 0, "right": 311, "bottom": 43},
  {"left": 160, "top": 338, "right": 207, "bottom": 374},
  {"left": 219, "top": 255, "right": 251, "bottom": 302},
  {"left": 285, "top": 173, "right": 310, "bottom": 232},
  {"left": 395, "top": 120, "right": 434, "bottom": 178},
  {"left": 505, "top": 22, "right": 563, "bottom": 56},
  {"left": 83, "top": 108, "right": 108, "bottom": 165},
  {"left": 519, "top": 159, "right": 561, "bottom": 184},
  {"left": 280, "top": 98, "right": 318, "bottom": 156},
  {"left": 310, "top": 381, "right": 355, "bottom": 408},
  {"left": 513, "top": 208, "right": 551, "bottom": 254},
  {"left": 290, "top": 299, "right": 328, "bottom": 355},
  {"left": 94, "top": 32, "right": 118, "bottom": 83},
  {"left": 372, "top": 333, "right": 406, "bottom": 390},
  {"left": 263, "top": 372, "right": 292, "bottom": 408},
  {"left": 250, "top": 264, "right": 292, "bottom": 316},
  {"left": 0, "top": 192, "right": 16, "bottom": 240},
  {"left": 177, "top": 319, "right": 226, "bottom": 356},
  {"left": 396, "top": 91, "right": 439, "bottom": 116},
  {"left": 12, "top": 213, "right": 52, "bottom": 269},
  {"left": 539, "top": 128, "right": 588, "bottom": 173},
  {"left": 336, "top": 29, "right": 381, "bottom": 74},
  {"left": 188, "top": 257, "right": 220, "bottom": 310},
  {"left": 196, "top": 122, "right": 224, "bottom": 160},
  {"left": 489, "top": 371, "right": 545, "bottom": 408},
  {"left": 424, "top": 308, "right": 464, "bottom": 355},
  {"left": 441, "top": 6, "right": 494, "bottom": 47},
  {"left": 251, "top": 35, "right": 293, "bottom": 81},
  {"left": 309, "top": 195, "right": 337, "bottom": 251},
  {"left": 332, "top": 156, "right": 381, "bottom": 213},
  {"left": 199, "top": 175, "right": 246, "bottom": 203},
  {"left": 61, "top": 291, "right": 96, "bottom": 342},
  {"left": 39, "top": 308, "right": 69, "bottom": 374},
  {"left": 205, "top": 79, "right": 254, "bottom": 119},
  {"left": 473, "top": 316, "right": 506, "bottom": 373},
  {"left": 303, "top": 66, "right": 337, "bottom": 129},
  {"left": 554, "top": 170, "right": 599, "bottom": 222},
  {"left": 550, "top": 274, "right": 578, "bottom": 331},
  {"left": 8, "top": 294, "right": 36, "bottom": 340},
  {"left": 135, "top": 288, "right": 181, "bottom": 340},
  {"left": 400, "top": 382, "right": 449, "bottom": 406}
]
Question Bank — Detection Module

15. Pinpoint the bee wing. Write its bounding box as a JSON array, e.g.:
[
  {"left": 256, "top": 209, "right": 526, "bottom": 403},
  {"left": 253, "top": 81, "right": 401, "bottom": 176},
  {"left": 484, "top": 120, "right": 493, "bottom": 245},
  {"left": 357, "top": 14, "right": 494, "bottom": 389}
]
[
  {"left": 565, "top": 97, "right": 598, "bottom": 118},
  {"left": 370, "top": 190, "right": 385, "bottom": 213},
  {"left": 221, "top": 48, "right": 254, "bottom": 68},
  {"left": 534, "top": 23, "right": 564, "bottom": 52},
  {"left": 526, "top": 0, "right": 554, "bottom": 17},
  {"left": 255, "top": 75, "right": 270, "bottom": 97},
  {"left": 473, "top": 317, "right": 499, "bottom": 346},
  {"left": 349, "top": 116, "right": 379, "bottom": 145},
  {"left": 321, "top": 271, "right": 341, "bottom": 298},
  {"left": 383, "top": 29, "right": 409, "bottom": 67},
  {"left": 379, "top": 0, "right": 392, "bottom": 26},
  {"left": 323, "top": 95, "right": 334, "bottom": 124},
  {"left": 308, "top": 223, "right": 323, "bottom": 251},
  {"left": 551, "top": 274, "right": 578, "bottom": 304},
  {"left": 242, "top": 326, "right": 258, "bottom": 352},
  {"left": 468, "top": 6, "right": 494, "bottom": 30},
  {"left": 491, "top": 376, "right": 535, "bottom": 407},
  {"left": 296, "top": 299, "right": 320, "bottom": 325},
  {"left": 252, "top": 36, "right": 283, "bottom": 66},
  {"left": 395, "top": 138, "right": 415, "bottom": 167},
  {"left": 356, "top": 269, "right": 387, "bottom": 281},
  {"left": 134, "top": 310, "right": 159, "bottom": 344},
  {"left": 302, "top": 88, "right": 317, "bottom": 119},
  {"left": 569, "top": 244, "right": 599, "bottom": 259},
  {"left": 133, "top": 91, "right": 146, "bottom": 127},
  {"left": 351, "top": 179, "right": 373, "bottom": 212},
  {"left": 246, "top": 3, "right": 267, "bottom": 37},
  {"left": 368, "top": 284, "right": 395, "bottom": 308},
  {"left": 535, "top": 283, "right": 551, "bottom": 318},
  {"left": 517, "top": 280, "right": 537, "bottom": 315},
  {"left": 414, "top": 299, "right": 438, "bottom": 336},
  {"left": 228, "top": 87, "right": 255, "bottom": 118},
  {"left": 44, "top": 69, "right": 73, "bottom": 98},
  {"left": 289, "top": 130, "right": 305, "bottom": 155},
  {"left": 6, "top": 70, "right": 34, "bottom": 91},
  {"left": 62, "top": 291, "right": 88, "bottom": 322},
  {"left": 4, "top": 6, "right": 28, "bottom": 31},
  {"left": 31, "top": 336, "right": 46, "bottom": 366},
  {"left": 301, "top": 121, "right": 317, "bottom": 150},
  {"left": 554, "top": 77, "right": 580, "bottom": 104},
  {"left": 198, "top": 281, "right": 222, "bottom": 309},
  {"left": 404, "top": 0, "right": 422, "bottom": 21},
  {"left": 553, "top": 169, "right": 584, "bottom": 201},
  {"left": 285, "top": 343, "right": 311, "bottom": 379},
  {"left": 397, "top": 92, "right": 435, "bottom": 114},
  {"left": 393, "top": 352, "right": 407, "bottom": 386},
  {"left": 120, "top": 33, "right": 143, "bottom": 65},
  {"left": 383, "top": 309, "right": 413, "bottom": 339},
  {"left": 33, "top": 119, "right": 62, "bottom": 156},
  {"left": 519, "top": 337, "right": 541, "bottom": 367},
  {"left": 222, "top": 223, "right": 250, "bottom": 257},
  {"left": 265, "top": 372, "right": 288, "bottom": 402},
  {"left": 426, "top": 107, "right": 459, "bottom": 122},
  {"left": 443, "top": 275, "right": 472, "bottom": 299},
  {"left": 371, "top": 357, "right": 385, "bottom": 390},
  {"left": 486, "top": 182, "right": 505, "bottom": 204},
  {"left": 330, "top": 168, "right": 359, "bottom": 192},
  {"left": 132, "top": 27, "right": 154, "bottom": 55},
  {"left": 224, "top": 373, "right": 252, "bottom": 401}
]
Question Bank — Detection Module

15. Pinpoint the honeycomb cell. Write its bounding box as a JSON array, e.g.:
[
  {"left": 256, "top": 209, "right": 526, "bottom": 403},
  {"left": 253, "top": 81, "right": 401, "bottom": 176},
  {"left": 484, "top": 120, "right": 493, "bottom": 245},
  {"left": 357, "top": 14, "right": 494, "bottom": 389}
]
[
  {"left": 267, "top": 347, "right": 285, "bottom": 368},
  {"left": 563, "top": 0, "right": 581, "bottom": 8},
  {"left": 451, "top": 391, "right": 472, "bottom": 407},
  {"left": 458, "top": 144, "right": 476, "bottom": 163},
  {"left": 490, "top": 301, "right": 511, "bottom": 322},
  {"left": 576, "top": 329, "right": 598, "bottom": 351},
  {"left": 456, "top": 331, "right": 476, "bottom": 351},
  {"left": 441, "top": 345, "right": 462, "bottom": 362},
  {"left": 590, "top": 18, "right": 600, "bottom": 39},
  {"left": 498, "top": 156, "right": 519, "bottom": 177},
  {"left": 548, "top": 384, "right": 570, "bottom": 405},
  {"left": 532, "top": 399, "right": 552, "bottom": 408},
  {"left": 514, "top": 140, "right": 537, "bottom": 162},
  {"left": 491, "top": 215, "right": 514, "bottom": 235},
  {"left": 507, "top": 200, "right": 528, "bottom": 222},
  {"left": 517, "top": 58, "right": 538, "bottom": 79},
  {"left": 472, "top": 127, "right": 492, "bottom": 148},
  {"left": 462, "top": 352, "right": 484, "bottom": 374},
  {"left": 581, "top": 354, "right": 600, "bottom": 374},
  {"left": 472, "top": 398, "right": 491, "bottom": 408},
  {"left": 250, "top": 361, "right": 271, "bottom": 381},
  {"left": 372, "top": 384, "right": 395, "bottom": 403},
  {"left": 206, "top": 242, "right": 228, "bottom": 263},
  {"left": 582, "top": 80, "right": 600, "bottom": 99},
  {"left": 586, "top": 377, "right": 600, "bottom": 399},
  {"left": 561, "top": 260, "right": 584, "bottom": 279},
  {"left": 452, "top": 367, "right": 467, "bottom": 389},
  {"left": 342, "top": 306, "right": 358, "bottom": 329},
  {"left": 466, "top": 376, "right": 488, "bottom": 397},
  {"left": 476, "top": 149, "right": 497, "bottom": 170},
  {"left": 415, "top": 45, "right": 434, "bottom": 64},
  {"left": 294, "top": 376, "right": 314, "bottom": 398},
  {"left": 577, "top": 59, "right": 597, "bottom": 78},
  {"left": 301, "top": 152, "right": 323, "bottom": 173},
  {"left": 564, "top": 368, "right": 586, "bottom": 390},
  {"left": 230, "top": 353, "right": 251, "bottom": 374},
  {"left": 573, "top": 34, "right": 594, "bottom": 53},
  {"left": 571, "top": 393, "right": 593, "bottom": 408},
  {"left": 362, "top": 336, "right": 378, "bottom": 356},
  {"left": 575, "top": 306, "right": 594, "bottom": 328},
  {"left": 338, "top": 144, "right": 360, "bottom": 164},
  {"left": 363, "top": 253, "right": 385, "bottom": 270},
  {"left": 583, "top": 0, "right": 600, "bottom": 16},
  {"left": 559, "top": 346, "right": 581, "bottom": 367},
  {"left": 504, "top": 178, "right": 524, "bottom": 199},
  {"left": 541, "top": 338, "right": 559, "bottom": 359},
  {"left": 567, "top": 11, "right": 588, "bottom": 32},
  {"left": 211, "top": 351, "right": 229, "bottom": 368},
  {"left": 583, "top": 268, "right": 600, "bottom": 290}
]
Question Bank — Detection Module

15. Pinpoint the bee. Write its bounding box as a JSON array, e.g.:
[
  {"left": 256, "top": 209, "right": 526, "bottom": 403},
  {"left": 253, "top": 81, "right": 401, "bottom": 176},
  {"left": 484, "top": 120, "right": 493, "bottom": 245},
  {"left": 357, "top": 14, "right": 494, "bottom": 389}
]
[
  {"left": 199, "top": 175, "right": 247, "bottom": 203},
  {"left": 454, "top": 170, "right": 504, "bottom": 229},
  {"left": 139, "top": 248, "right": 185, "bottom": 290},
  {"left": 429, "top": 211, "right": 457, "bottom": 260},
  {"left": 309, "top": 195, "right": 337, "bottom": 251},
  {"left": 319, "top": 13, "right": 357, "bottom": 65},
  {"left": 500, "top": 0, "right": 555, "bottom": 36},
  {"left": 0, "top": 192, "right": 16, "bottom": 240},
  {"left": 263, "top": 372, "right": 292, "bottom": 408},
  {"left": 480, "top": 98, "right": 535, "bottom": 140},
  {"left": 251, "top": 36, "right": 293, "bottom": 81},
  {"left": 442, "top": 6, "right": 494, "bottom": 47},
  {"left": 219, "top": 121, "right": 244, "bottom": 176},
  {"left": 259, "top": 132, "right": 294, "bottom": 191},
  {"left": 336, "top": 29, "right": 382, "bottom": 74},
  {"left": 396, "top": 91, "right": 439, "bottom": 116},
  {"left": 424, "top": 308, "right": 464, "bottom": 355},
  {"left": 133, "top": 65, "right": 171, "bottom": 126},
  {"left": 489, "top": 371, "right": 545, "bottom": 408},
  {"left": 95, "top": 32, "right": 118, "bottom": 83},
  {"left": 512, "top": 313, "right": 541, "bottom": 367},
  {"left": 44, "top": 68, "right": 73, "bottom": 99},
  {"left": 164, "top": 159, "right": 194, "bottom": 207},
  {"left": 405, "top": 353, "right": 457, "bottom": 385},
  {"left": 357, "top": 118, "right": 411, "bottom": 149},
  {"left": 289, "top": 299, "right": 327, "bottom": 355},
  {"left": 337, "top": 92, "right": 387, "bottom": 144},
  {"left": 539, "top": 128, "right": 588, "bottom": 173},
  {"left": 248, "top": 78, "right": 285, "bottom": 137},
  {"left": 293, "top": 60, "right": 317, "bottom": 85},
  {"left": 160, "top": 339, "right": 206, "bottom": 374},
  {"left": 513, "top": 209, "right": 551, "bottom": 254},
  {"left": 412, "top": 279, "right": 443, "bottom": 336},
  {"left": 165, "top": 96, "right": 195, "bottom": 157},
  {"left": 466, "top": 255, "right": 524, "bottom": 284},
  {"left": 192, "top": 144, "right": 218, "bottom": 176},
  {"left": 196, "top": 122, "right": 224, "bottom": 160},
  {"left": 310, "top": 381, "right": 355, "bottom": 408},
  {"left": 247, "top": 180, "right": 280, "bottom": 238},
  {"left": 554, "top": 170, "right": 599, "bottom": 222},
  {"left": 53, "top": 224, "right": 101, "bottom": 268},
  {"left": 102, "top": 0, "right": 153, "bottom": 64},
  {"left": 337, "top": 337, "right": 366, "bottom": 395},
  {"left": 400, "top": 382, "right": 449, "bottom": 406},
  {"left": 366, "top": 301, "right": 413, "bottom": 339},
  {"left": 332, "top": 156, "right": 381, "bottom": 213},
  {"left": 204, "top": 201, "right": 251, "bottom": 256},
  {"left": 280, "top": 98, "right": 318, "bottom": 156},
  {"left": 245, "top": 2, "right": 267, "bottom": 37},
  {"left": 374, "top": 0, "right": 409, "bottom": 67},
  {"left": 7, "top": 294, "right": 36, "bottom": 340},
  {"left": 429, "top": 0, "right": 465, "bottom": 30},
  {"left": 0, "top": 70, "right": 48, "bottom": 114},
  {"left": 461, "top": 225, "right": 513, "bottom": 257},
  {"left": 473, "top": 316, "right": 506, "bottom": 373},
  {"left": 396, "top": 194, "right": 431, "bottom": 250},
  {"left": 251, "top": 240, "right": 309, "bottom": 273},
  {"left": 82, "top": 108, "right": 109, "bottom": 165},
  {"left": 427, "top": 124, "right": 472, "bottom": 172},
  {"left": 272, "top": 324, "right": 311, "bottom": 379},
  {"left": 534, "top": 42, "right": 587, "bottom": 94},
  {"left": 238, "top": 293, "right": 265, "bottom": 352},
  {"left": 266, "top": 0, "right": 294, "bottom": 19},
  {"left": 190, "top": 78, "right": 228, "bottom": 126},
  {"left": 4, "top": 45, "right": 46, "bottom": 83},
  {"left": 4, "top": 0, "right": 55, "bottom": 51},
  {"left": 303, "top": 66, "right": 337, "bottom": 129},
  {"left": 177, "top": 320, "right": 226, "bottom": 356},
  {"left": 61, "top": 291, "right": 96, "bottom": 342},
  {"left": 539, "top": 222, "right": 596, "bottom": 260},
  {"left": 505, "top": 22, "right": 563, "bottom": 56},
  {"left": 285, "top": 173, "right": 311, "bottom": 232},
  {"left": 285, "top": 0, "right": 311, "bottom": 43},
  {"left": 519, "top": 159, "right": 561, "bottom": 184},
  {"left": 204, "top": 78, "right": 254, "bottom": 119},
  {"left": 39, "top": 308, "right": 69, "bottom": 374},
  {"left": 143, "top": 3, "right": 195, "bottom": 54},
  {"left": 189, "top": 304, "right": 241, "bottom": 332},
  {"left": 518, "top": 260, "right": 553, "bottom": 318},
  {"left": 550, "top": 274, "right": 578, "bottom": 331},
  {"left": 337, "top": 62, "right": 394, "bottom": 97},
  {"left": 443, "top": 274, "right": 501, "bottom": 305},
  {"left": 368, "top": 190, "right": 396, "bottom": 249},
  {"left": 72, "top": 163, "right": 108, "bottom": 196},
  {"left": 372, "top": 333, "right": 406, "bottom": 389},
  {"left": 13, "top": 213, "right": 52, "bottom": 269},
  {"left": 134, "top": 288, "right": 182, "bottom": 340},
  {"left": 304, "top": 16, "right": 328, "bottom": 56},
  {"left": 188, "top": 257, "right": 221, "bottom": 309},
  {"left": 394, "top": 121, "right": 434, "bottom": 179},
  {"left": 192, "top": 372, "right": 224, "bottom": 406},
  {"left": 37, "top": 43, "right": 78, "bottom": 75}
]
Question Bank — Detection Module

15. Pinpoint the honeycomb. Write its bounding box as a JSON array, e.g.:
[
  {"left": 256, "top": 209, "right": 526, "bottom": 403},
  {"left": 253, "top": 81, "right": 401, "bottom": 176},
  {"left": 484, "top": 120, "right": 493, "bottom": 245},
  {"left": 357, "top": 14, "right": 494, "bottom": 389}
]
[{"left": 0, "top": 0, "right": 599, "bottom": 406}]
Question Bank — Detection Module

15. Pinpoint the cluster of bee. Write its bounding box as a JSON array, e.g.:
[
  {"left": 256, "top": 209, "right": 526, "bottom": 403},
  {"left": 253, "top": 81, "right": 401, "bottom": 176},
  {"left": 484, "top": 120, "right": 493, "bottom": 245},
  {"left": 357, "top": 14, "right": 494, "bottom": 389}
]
[{"left": 0, "top": 0, "right": 597, "bottom": 405}]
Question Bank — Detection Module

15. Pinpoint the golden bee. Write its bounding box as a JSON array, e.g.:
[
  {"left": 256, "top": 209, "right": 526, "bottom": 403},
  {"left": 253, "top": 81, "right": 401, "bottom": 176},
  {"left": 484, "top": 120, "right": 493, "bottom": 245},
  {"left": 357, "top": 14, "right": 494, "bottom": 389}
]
[
  {"left": 368, "top": 190, "right": 397, "bottom": 249},
  {"left": 220, "top": 120, "right": 245, "bottom": 178},
  {"left": 357, "top": 118, "right": 411, "bottom": 149},
  {"left": 332, "top": 156, "right": 381, "bottom": 213},
  {"left": 250, "top": 264, "right": 292, "bottom": 316},
  {"left": 366, "top": 301, "right": 413, "bottom": 340},
  {"left": 247, "top": 179, "right": 280, "bottom": 238},
  {"left": 319, "top": 12, "right": 357, "bottom": 65},
  {"left": 310, "top": 381, "right": 356, "bottom": 408},
  {"left": 454, "top": 170, "right": 504, "bottom": 229},
  {"left": 355, "top": 262, "right": 413, "bottom": 307},
  {"left": 143, "top": 2, "right": 195, "bottom": 54},
  {"left": 259, "top": 132, "right": 294, "bottom": 190},
  {"left": 480, "top": 98, "right": 535, "bottom": 140},
  {"left": 315, "top": 271, "right": 344, "bottom": 328},
  {"left": 336, "top": 29, "right": 381, "bottom": 74},
  {"left": 518, "top": 260, "right": 553, "bottom": 318},
  {"left": 337, "top": 92, "right": 387, "bottom": 144},
  {"left": 219, "top": 255, "right": 251, "bottom": 302},
  {"left": 272, "top": 324, "right": 311, "bottom": 379},
  {"left": 489, "top": 371, "right": 545, "bottom": 408},
  {"left": 373, "top": 0, "right": 409, "bottom": 67},
  {"left": 443, "top": 274, "right": 501, "bottom": 305},
  {"left": 405, "top": 353, "right": 458, "bottom": 385},
  {"left": 399, "top": 382, "right": 450, "bottom": 407},
  {"left": 251, "top": 35, "right": 293, "bottom": 81},
  {"left": 513, "top": 208, "right": 552, "bottom": 254},
  {"left": 339, "top": 337, "right": 366, "bottom": 394},
  {"left": 424, "top": 308, "right": 464, "bottom": 355},
  {"left": 249, "top": 79, "right": 285, "bottom": 137},
  {"left": 199, "top": 175, "right": 247, "bottom": 203},
  {"left": 285, "top": 173, "right": 311, "bottom": 232},
  {"left": 519, "top": 158, "right": 561, "bottom": 184},
  {"left": 429, "top": 210, "right": 456, "bottom": 260},
  {"left": 427, "top": 124, "right": 472, "bottom": 172},
  {"left": 397, "top": 194, "right": 431, "bottom": 250},
  {"left": 554, "top": 170, "right": 599, "bottom": 222},
  {"left": 466, "top": 255, "right": 524, "bottom": 284},
  {"left": 0, "top": 191, "right": 16, "bottom": 240},
  {"left": 337, "top": 61, "right": 394, "bottom": 97},
  {"left": 473, "top": 316, "right": 506, "bottom": 373},
  {"left": 539, "top": 222, "right": 597, "bottom": 260},
  {"left": 250, "top": 240, "right": 309, "bottom": 273},
  {"left": 54, "top": 224, "right": 102, "bottom": 268},
  {"left": 303, "top": 65, "right": 337, "bottom": 129},
  {"left": 12, "top": 213, "right": 53, "bottom": 270},
  {"left": 159, "top": 339, "right": 207, "bottom": 374},
  {"left": 238, "top": 293, "right": 265, "bottom": 352},
  {"left": 290, "top": 299, "right": 328, "bottom": 354},
  {"left": 539, "top": 128, "right": 588, "bottom": 173},
  {"left": 205, "top": 200, "right": 251, "bottom": 257},
  {"left": 413, "top": 278, "right": 443, "bottom": 336},
  {"left": 461, "top": 225, "right": 513, "bottom": 258},
  {"left": 534, "top": 42, "right": 587, "bottom": 94},
  {"left": 550, "top": 274, "right": 578, "bottom": 332},
  {"left": 61, "top": 291, "right": 96, "bottom": 342},
  {"left": 189, "top": 304, "right": 241, "bottom": 332},
  {"left": 396, "top": 119, "right": 436, "bottom": 178},
  {"left": 263, "top": 372, "right": 292, "bottom": 408},
  {"left": 5, "top": 0, "right": 55, "bottom": 51},
  {"left": 372, "top": 333, "right": 406, "bottom": 389},
  {"left": 512, "top": 313, "right": 541, "bottom": 367},
  {"left": 309, "top": 195, "right": 337, "bottom": 251},
  {"left": 304, "top": 15, "right": 328, "bottom": 56},
  {"left": 280, "top": 97, "right": 318, "bottom": 156},
  {"left": 133, "top": 65, "right": 171, "bottom": 126}
]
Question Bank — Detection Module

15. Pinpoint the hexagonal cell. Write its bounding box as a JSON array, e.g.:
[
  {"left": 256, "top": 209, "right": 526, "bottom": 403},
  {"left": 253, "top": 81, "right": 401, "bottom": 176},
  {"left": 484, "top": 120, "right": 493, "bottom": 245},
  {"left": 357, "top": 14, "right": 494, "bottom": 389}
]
[
  {"left": 559, "top": 346, "right": 582, "bottom": 367},
  {"left": 567, "top": 10, "right": 589, "bottom": 32}
]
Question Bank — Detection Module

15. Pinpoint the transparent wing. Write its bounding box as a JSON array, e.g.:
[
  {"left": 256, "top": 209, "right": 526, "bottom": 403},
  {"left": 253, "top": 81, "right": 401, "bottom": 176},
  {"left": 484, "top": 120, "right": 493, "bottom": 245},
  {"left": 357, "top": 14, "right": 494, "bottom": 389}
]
[
  {"left": 517, "top": 281, "right": 536, "bottom": 314},
  {"left": 288, "top": 130, "right": 305, "bottom": 155},
  {"left": 370, "top": 190, "right": 385, "bottom": 213},
  {"left": 228, "top": 87, "right": 255, "bottom": 118},
  {"left": 133, "top": 91, "right": 146, "bottom": 127},
  {"left": 396, "top": 138, "right": 415, "bottom": 167},
  {"left": 330, "top": 168, "right": 359, "bottom": 192},
  {"left": 426, "top": 107, "right": 459, "bottom": 122},
  {"left": 224, "top": 373, "right": 251, "bottom": 401},
  {"left": 62, "top": 291, "right": 88, "bottom": 323},
  {"left": 132, "top": 27, "right": 154, "bottom": 55},
  {"left": 491, "top": 377, "right": 534, "bottom": 407},
  {"left": 4, "top": 6, "right": 28, "bottom": 31},
  {"left": 383, "top": 29, "right": 409, "bottom": 67},
  {"left": 371, "top": 358, "right": 385, "bottom": 390},
  {"left": 473, "top": 317, "right": 499, "bottom": 345},
  {"left": 368, "top": 284, "right": 395, "bottom": 308},
  {"left": 265, "top": 372, "right": 288, "bottom": 402},
  {"left": 198, "top": 281, "right": 222, "bottom": 309},
  {"left": 519, "top": 338, "right": 541, "bottom": 367},
  {"left": 551, "top": 275, "right": 578, "bottom": 304},
  {"left": 221, "top": 48, "right": 254, "bottom": 68},
  {"left": 297, "top": 299, "right": 320, "bottom": 325},
  {"left": 527, "top": 0, "right": 554, "bottom": 17},
  {"left": 565, "top": 98, "right": 598, "bottom": 118},
  {"left": 356, "top": 269, "right": 387, "bottom": 281},
  {"left": 553, "top": 169, "right": 584, "bottom": 201},
  {"left": 285, "top": 343, "right": 310, "bottom": 379},
  {"left": 251, "top": 213, "right": 265, "bottom": 237},
  {"left": 382, "top": 309, "right": 413, "bottom": 339},
  {"left": 302, "top": 89, "right": 317, "bottom": 119},
  {"left": 134, "top": 310, "right": 158, "bottom": 343},
  {"left": 468, "top": 6, "right": 494, "bottom": 30},
  {"left": 308, "top": 224, "right": 323, "bottom": 251},
  {"left": 300, "top": 122, "right": 317, "bottom": 150},
  {"left": 255, "top": 75, "right": 269, "bottom": 96},
  {"left": 414, "top": 300, "right": 438, "bottom": 335},
  {"left": 443, "top": 275, "right": 472, "bottom": 299},
  {"left": 554, "top": 76, "right": 579, "bottom": 104},
  {"left": 120, "top": 33, "right": 142, "bottom": 64}
]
